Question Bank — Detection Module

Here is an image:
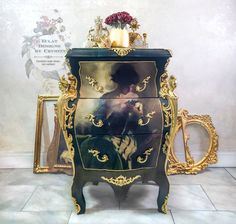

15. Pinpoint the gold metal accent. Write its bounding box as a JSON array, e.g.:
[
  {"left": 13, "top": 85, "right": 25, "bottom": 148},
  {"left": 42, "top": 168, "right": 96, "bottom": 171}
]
[
  {"left": 101, "top": 175, "right": 141, "bottom": 186},
  {"left": 85, "top": 114, "right": 104, "bottom": 127},
  {"left": 59, "top": 75, "right": 69, "bottom": 93},
  {"left": 88, "top": 149, "right": 109, "bottom": 163},
  {"left": 33, "top": 95, "right": 71, "bottom": 173},
  {"left": 57, "top": 72, "right": 77, "bottom": 175},
  {"left": 111, "top": 48, "right": 134, "bottom": 56},
  {"left": 161, "top": 195, "right": 169, "bottom": 214},
  {"left": 162, "top": 101, "right": 172, "bottom": 127},
  {"left": 137, "top": 147, "right": 153, "bottom": 164},
  {"left": 168, "top": 109, "right": 219, "bottom": 175},
  {"left": 159, "top": 60, "right": 178, "bottom": 176},
  {"left": 162, "top": 133, "right": 170, "bottom": 155},
  {"left": 138, "top": 111, "right": 156, "bottom": 126},
  {"left": 85, "top": 75, "right": 104, "bottom": 93},
  {"left": 159, "top": 72, "right": 170, "bottom": 99},
  {"left": 159, "top": 73, "right": 178, "bottom": 126},
  {"left": 72, "top": 197, "right": 81, "bottom": 214},
  {"left": 136, "top": 75, "right": 151, "bottom": 92}
]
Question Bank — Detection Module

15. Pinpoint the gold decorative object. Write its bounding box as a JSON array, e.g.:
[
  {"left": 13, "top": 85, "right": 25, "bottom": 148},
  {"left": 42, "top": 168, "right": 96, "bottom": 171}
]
[
  {"left": 138, "top": 111, "right": 156, "bottom": 126},
  {"left": 137, "top": 147, "right": 154, "bottom": 164},
  {"left": 161, "top": 195, "right": 169, "bottom": 214},
  {"left": 101, "top": 175, "right": 141, "bottom": 187},
  {"left": 87, "top": 16, "right": 110, "bottom": 48},
  {"left": 136, "top": 75, "right": 151, "bottom": 92},
  {"left": 88, "top": 149, "right": 109, "bottom": 163},
  {"left": 85, "top": 75, "right": 104, "bottom": 93},
  {"left": 111, "top": 48, "right": 134, "bottom": 56},
  {"left": 85, "top": 114, "right": 104, "bottom": 127},
  {"left": 168, "top": 109, "right": 219, "bottom": 175},
  {"left": 129, "top": 18, "right": 148, "bottom": 48},
  {"left": 143, "top": 33, "right": 148, "bottom": 48}
]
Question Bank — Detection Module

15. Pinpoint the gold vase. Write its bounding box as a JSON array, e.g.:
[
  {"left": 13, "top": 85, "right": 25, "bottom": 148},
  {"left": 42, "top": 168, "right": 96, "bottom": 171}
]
[{"left": 109, "top": 27, "right": 129, "bottom": 48}]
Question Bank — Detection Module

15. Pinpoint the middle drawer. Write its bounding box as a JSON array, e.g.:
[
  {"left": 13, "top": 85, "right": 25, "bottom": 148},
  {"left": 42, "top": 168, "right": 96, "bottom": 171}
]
[{"left": 75, "top": 98, "right": 163, "bottom": 135}]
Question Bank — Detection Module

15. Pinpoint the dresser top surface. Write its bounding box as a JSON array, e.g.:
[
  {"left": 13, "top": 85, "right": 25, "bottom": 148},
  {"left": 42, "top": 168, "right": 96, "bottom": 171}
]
[{"left": 66, "top": 48, "right": 172, "bottom": 59}]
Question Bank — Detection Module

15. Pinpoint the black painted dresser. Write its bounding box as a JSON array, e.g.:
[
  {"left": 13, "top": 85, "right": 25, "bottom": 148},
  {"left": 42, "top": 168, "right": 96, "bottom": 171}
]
[{"left": 58, "top": 48, "right": 177, "bottom": 214}]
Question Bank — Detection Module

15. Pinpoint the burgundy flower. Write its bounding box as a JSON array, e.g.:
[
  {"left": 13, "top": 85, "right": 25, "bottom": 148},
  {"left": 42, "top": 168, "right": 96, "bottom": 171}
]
[{"left": 105, "top": 11, "right": 133, "bottom": 27}]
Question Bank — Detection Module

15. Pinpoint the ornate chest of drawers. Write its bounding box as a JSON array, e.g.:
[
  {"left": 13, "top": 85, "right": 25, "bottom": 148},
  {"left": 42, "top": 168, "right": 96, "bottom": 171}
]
[{"left": 58, "top": 48, "right": 177, "bottom": 214}]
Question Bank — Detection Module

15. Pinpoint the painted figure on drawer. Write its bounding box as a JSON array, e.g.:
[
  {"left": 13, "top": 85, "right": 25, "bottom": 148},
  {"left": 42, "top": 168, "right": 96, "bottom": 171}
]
[{"left": 75, "top": 62, "right": 162, "bottom": 170}]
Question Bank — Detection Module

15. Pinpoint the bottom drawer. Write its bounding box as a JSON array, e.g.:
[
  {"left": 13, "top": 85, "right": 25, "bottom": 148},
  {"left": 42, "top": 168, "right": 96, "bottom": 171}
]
[{"left": 76, "top": 134, "right": 162, "bottom": 170}]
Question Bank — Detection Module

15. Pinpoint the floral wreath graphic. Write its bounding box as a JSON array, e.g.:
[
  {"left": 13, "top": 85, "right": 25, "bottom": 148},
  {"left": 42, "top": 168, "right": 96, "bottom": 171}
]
[{"left": 22, "top": 9, "right": 71, "bottom": 92}]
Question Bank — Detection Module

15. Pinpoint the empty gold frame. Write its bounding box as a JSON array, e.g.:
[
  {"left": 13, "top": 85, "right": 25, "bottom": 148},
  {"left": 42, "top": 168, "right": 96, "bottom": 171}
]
[
  {"left": 168, "top": 109, "right": 219, "bottom": 175},
  {"left": 33, "top": 95, "right": 72, "bottom": 174}
]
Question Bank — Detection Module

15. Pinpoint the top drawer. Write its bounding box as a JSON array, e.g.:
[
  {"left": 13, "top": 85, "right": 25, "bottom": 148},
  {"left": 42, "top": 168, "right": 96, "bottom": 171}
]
[{"left": 79, "top": 61, "right": 158, "bottom": 98}]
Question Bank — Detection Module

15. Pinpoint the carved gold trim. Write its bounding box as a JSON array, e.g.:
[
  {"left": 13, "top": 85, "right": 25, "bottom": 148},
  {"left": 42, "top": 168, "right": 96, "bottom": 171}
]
[
  {"left": 136, "top": 75, "right": 151, "bottom": 92},
  {"left": 162, "top": 101, "right": 172, "bottom": 127},
  {"left": 88, "top": 149, "right": 109, "bottom": 163},
  {"left": 85, "top": 114, "right": 104, "bottom": 127},
  {"left": 111, "top": 48, "right": 134, "bottom": 56},
  {"left": 161, "top": 195, "right": 169, "bottom": 214},
  {"left": 138, "top": 111, "right": 156, "bottom": 126},
  {"left": 101, "top": 175, "right": 141, "bottom": 186},
  {"left": 137, "top": 147, "right": 153, "bottom": 164},
  {"left": 85, "top": 75, "right": 104, "bottom": 93},
  {"left": 159, "top": 61, "right": 178, "bottom": 177},
  {"left": 57, "top": 72, "right": 77, "bottom": 175},
  {"left": 168, "top": 109, "right": 219, "bottom": 175},
  {"left": 72, "top": 197, "right": 81, "bottom": 214},
  {"left": 162, "top": 133, "right": 170, "bottom": 155}
]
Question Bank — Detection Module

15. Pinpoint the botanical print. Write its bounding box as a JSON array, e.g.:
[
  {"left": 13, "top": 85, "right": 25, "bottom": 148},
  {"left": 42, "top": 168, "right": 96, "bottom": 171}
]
[
  {"left": 75, "top": 62, "right": 162, "bottom": 170},
  {"left": 21, "top": 9, "right": 71, "bottom": 93}
]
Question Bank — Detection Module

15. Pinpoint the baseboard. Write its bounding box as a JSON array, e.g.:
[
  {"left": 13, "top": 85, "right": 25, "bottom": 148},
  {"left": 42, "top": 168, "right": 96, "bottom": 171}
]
[{"left": 0, "top": 151, "right": 235, "bottom": 168}]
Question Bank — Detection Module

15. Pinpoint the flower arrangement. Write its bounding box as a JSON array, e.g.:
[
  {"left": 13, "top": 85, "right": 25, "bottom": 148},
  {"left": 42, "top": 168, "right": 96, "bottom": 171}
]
[{"left": 105, "top": 11, "right": 133, "bottom": 29}]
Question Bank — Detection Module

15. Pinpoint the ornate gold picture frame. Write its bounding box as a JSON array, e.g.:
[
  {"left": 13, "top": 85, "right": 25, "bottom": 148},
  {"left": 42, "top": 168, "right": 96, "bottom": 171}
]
[
  {"left": 33, "top": 95, "right": 72, "bottom": 174},
  {"left": 168, "top": 109, "right": 219, "bottom": 175}
]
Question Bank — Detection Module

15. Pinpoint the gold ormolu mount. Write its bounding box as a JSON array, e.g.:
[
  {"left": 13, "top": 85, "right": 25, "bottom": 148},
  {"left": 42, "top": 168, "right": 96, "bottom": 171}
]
[
  {"left": 101, "top": 175, "right": 141, "bottom": 187},
  {"left": 110, "top": 48, "right": 135, "bottom": 56}
]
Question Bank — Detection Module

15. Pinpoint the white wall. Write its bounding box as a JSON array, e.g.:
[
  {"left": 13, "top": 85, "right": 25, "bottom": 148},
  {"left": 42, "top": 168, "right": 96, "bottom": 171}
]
[{"left": 0, "top": 0, "right": 236, "bottom": 167}]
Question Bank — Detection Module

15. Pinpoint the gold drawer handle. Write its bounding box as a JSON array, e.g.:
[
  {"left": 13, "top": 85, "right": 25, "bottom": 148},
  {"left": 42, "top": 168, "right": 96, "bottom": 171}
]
[
  {"left": 88, "top": 149, "right": 109, "bottom": 163},
  {"left": 137, "top": 147, "right": 153, "bottom": 164},
  {"left": 138, "top": 111, "right": 156, "bottom": 126},
  {"left": 136, "top": 75, "right": 151, "bottom": 92},
  {"left": 85, "top": 75, "right": 104, "bottom": 93},
  {"left": 85, "top": 114, "right": 104, "bottom": 127}
]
